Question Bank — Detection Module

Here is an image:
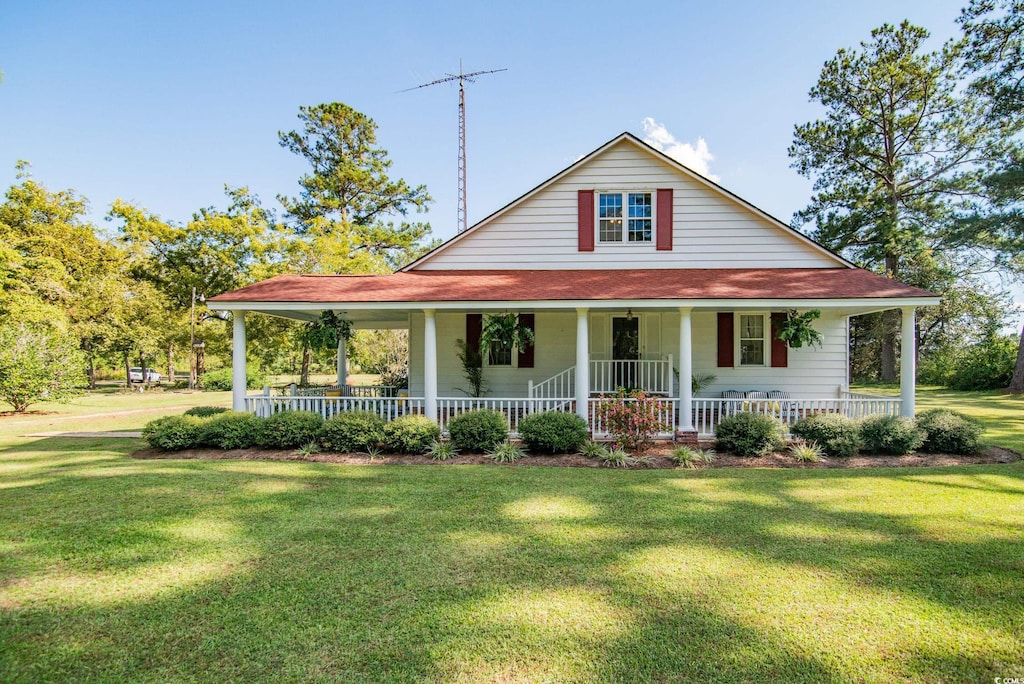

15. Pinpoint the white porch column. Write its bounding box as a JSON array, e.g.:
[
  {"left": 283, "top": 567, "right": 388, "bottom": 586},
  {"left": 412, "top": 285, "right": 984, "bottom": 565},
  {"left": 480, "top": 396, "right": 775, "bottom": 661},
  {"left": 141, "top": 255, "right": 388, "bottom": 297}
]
[
  {"left": 900, "top": 306, "right": 916, "bottom": 418},
  {"left": 575, "top": 308, "right": 590, "bottom": 422},
  {"left": 336, "top": 335, "right": 347, "bottom": 390},
  {"left": 678, "top": 307, "right": 694, "bottom": 432},
  {"left": 423, "top": 309, "right": 438, "bottom": 423},
  {"left": 231, "top": 311, "right": 246, "bottom": 411}
]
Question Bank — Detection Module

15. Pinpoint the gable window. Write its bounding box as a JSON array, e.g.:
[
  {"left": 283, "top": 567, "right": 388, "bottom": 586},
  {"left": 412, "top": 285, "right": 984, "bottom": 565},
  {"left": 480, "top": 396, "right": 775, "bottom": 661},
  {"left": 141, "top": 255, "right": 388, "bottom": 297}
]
[
  {"left": 597, "top": 192, "right": 652, "bottom": 243},
  {"left": 738, "top": 314, "right": 767, "bottom": 366}
]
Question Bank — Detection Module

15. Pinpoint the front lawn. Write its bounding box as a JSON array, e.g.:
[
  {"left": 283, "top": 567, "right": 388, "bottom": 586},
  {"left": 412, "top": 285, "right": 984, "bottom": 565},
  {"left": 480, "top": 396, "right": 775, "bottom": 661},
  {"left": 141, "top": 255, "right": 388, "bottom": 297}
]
[{"left": 1, "top": 433, "right": 1022, "bottom": 681}]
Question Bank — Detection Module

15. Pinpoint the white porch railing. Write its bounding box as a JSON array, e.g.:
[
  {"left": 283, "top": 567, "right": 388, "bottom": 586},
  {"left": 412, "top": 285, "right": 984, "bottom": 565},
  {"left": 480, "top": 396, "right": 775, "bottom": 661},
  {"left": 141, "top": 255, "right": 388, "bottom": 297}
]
[
  {"left": 528, "top": 367, "right": 575, "bottom": 399},
  {"left": 436, "top": 397, "right": 574, "bottom": 435},
  {"left": 245, "top": 395, "right": 425, "bottom": 420},
  {"left": 242, "top": 394, "right": 901, "bottom": 438},
  {"left": 291, "top": 385, "right": 399, "bottom": 398}
]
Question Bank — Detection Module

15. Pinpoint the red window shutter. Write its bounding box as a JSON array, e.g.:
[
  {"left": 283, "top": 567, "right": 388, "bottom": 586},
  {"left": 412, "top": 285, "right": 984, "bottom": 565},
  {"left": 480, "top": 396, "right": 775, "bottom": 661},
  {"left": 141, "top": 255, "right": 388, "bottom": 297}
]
[
  {"left": 771, "top": 313, "right": 789, "bottom": 368},
  {"left": 578, "top": 190, "right": 594, "bottom": 251},
  {"left": 717, "top": 312, "right": 734, "bottom": 367},
  {"left": 517, "top": 313, "right": 535, "bottom": 368},
  {"left": 466, "top": 313, "right": 482, "bottom": 352},
  {"left": 656, "top": 188, "right": 673, "bottom": 250}
]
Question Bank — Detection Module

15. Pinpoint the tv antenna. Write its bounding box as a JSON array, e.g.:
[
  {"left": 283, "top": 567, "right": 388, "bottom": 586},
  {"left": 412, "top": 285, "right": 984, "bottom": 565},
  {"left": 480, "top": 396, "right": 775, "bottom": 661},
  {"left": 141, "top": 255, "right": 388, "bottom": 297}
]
[{"left": 401, "top": 61, "right": 507, "bottom": 233}]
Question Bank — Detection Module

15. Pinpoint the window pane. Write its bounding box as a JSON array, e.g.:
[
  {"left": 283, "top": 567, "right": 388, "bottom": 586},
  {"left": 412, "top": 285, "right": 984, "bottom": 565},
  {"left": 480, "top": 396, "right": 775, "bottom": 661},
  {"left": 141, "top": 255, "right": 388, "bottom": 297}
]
[
  {"left": 628, "top": 193, "right": 652, "bottom": 218},
  {"left": 740, "top": 340, "right": 764, "bottom": 365},
  {"left": 628, "top": 219, "right": 651, "bottom": 242},
  {"left": 600, "top": 219, "right": 622, "bottom": 242},
  {"left": 598, "top": 193, "right": 622, "bottom": 218},
  {"left": 741, "top": 315, "right": 764, "bottom": 339}
]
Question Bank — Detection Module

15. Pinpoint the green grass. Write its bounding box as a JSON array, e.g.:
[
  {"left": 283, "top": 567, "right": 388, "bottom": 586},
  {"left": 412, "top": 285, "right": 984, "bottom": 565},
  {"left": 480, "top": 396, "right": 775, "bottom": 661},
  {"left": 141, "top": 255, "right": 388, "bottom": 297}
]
[{"left": 0, "top": 388, "right": 1022, "bottom": 681}]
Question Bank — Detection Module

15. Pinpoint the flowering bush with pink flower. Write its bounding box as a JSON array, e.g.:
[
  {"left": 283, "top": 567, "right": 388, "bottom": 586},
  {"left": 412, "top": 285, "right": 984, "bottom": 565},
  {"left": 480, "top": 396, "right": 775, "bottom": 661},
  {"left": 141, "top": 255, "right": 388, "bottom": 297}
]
[{"left": 596, "top": 390, "right": 670, "bottom": 452}]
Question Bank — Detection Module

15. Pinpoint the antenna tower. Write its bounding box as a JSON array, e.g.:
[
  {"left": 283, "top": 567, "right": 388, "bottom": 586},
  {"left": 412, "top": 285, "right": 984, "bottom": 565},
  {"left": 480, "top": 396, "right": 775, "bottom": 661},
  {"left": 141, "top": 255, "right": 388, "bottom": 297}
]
[{"left": 401, "top": 61, "right": 506, "bottom": 233}]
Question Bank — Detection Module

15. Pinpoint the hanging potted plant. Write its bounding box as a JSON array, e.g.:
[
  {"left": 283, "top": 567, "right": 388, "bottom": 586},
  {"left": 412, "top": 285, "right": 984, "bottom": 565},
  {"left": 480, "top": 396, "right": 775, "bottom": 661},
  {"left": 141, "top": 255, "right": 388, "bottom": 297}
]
[
  {"left": 480, "top": 313, "right": 535, "bottom": 353},
  {"left": 775, "top": 309, "right": 823, "bottom": 349},
  {"left": 303, "top": 311, "right": 353, "bottom": 351}
]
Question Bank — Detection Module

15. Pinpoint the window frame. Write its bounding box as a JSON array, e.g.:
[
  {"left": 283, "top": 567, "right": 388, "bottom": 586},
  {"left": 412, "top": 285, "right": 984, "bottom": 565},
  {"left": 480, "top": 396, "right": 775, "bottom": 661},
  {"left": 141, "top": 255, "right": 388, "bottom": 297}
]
[
  {"left": 595, "top": 191, "right": 655, "bottom": 245},
  {"left": 486, "top": 338, "right": 514, "bottom": 367},
  {"left": 734, "top": 312, "right": 770, "bottom": 368}
]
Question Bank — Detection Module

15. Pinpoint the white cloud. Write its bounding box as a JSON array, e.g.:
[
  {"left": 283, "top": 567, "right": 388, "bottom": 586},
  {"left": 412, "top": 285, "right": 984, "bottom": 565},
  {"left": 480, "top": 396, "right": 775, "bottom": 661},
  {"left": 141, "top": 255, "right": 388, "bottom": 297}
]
[{"left": 641, "top": 117, "right": 718, "bottom": 182}]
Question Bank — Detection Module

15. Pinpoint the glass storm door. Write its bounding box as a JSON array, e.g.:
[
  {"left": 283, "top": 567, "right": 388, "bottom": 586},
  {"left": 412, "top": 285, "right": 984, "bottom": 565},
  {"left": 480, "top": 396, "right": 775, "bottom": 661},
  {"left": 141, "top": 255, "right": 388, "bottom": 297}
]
[{"left": 612, "top": 317, "right": 640, "bottom": 389}]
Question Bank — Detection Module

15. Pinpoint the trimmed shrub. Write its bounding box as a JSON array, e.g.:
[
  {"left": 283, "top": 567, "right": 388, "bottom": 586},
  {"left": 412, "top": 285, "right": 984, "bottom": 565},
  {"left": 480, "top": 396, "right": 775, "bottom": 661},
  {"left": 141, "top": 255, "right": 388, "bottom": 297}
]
[
  {"left": 790, "top": 413, "right": 861, "bottom": 457},
  {"left": 715, "top": 412, "right": 785, "bottom": 457},
  {"left": 320, "top": 411, "right": 385, "bottom": 453},
  {"left": 143, "top": 415, "right": 205, "bottom": 451},
  {"left": 256, "top": 410, "right": 324, "bottom": 450},
  {"left": 383, "top": 414, "right": 440, "bottom": 454},
  {"left": 859, "top": 415, "right": 925, "bottom": 455},
  {"left": 184, "top": 405, "right": 231, "bottom": 418},
  {"left": 447, "top": 409, "right": 508, "bottom": 452},
  {"left": 517, "top": 411, "right": 589, "bottom": 454},
  {"left": 917, "top": 409, "right": 984, "bottom": 455},
  {"left": 197, "top": 411, "right": 261, "bottom": 449},
  {"left": 199, "top": 367, "right": 267, "bottom": 391}
]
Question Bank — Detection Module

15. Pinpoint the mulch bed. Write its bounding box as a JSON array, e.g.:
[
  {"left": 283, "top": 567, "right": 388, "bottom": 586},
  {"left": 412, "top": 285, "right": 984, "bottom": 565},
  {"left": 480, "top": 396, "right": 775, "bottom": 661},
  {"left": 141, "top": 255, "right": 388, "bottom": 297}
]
[{"left": 130, "top": 443, "right": 1021, "bottom": 469}]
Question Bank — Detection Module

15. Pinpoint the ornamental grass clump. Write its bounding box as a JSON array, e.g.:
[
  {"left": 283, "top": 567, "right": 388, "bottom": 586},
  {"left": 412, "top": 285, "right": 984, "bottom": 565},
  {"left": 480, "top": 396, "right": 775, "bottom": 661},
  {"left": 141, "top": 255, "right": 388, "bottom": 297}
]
[
  {"left": 715, "top": 412, "right": 785, "bottom": 457},
  {"left": 596, "top": 391, "right": 669, "bottom": 452},
  {"left": 917, "top": 408, "right": 984, "bottom": 455},
  {"left": 487, "top": 440, "right": 525, "bottom": 463},
  {"left": 426, "top": 439, "right": 459, "bottom": 461}
]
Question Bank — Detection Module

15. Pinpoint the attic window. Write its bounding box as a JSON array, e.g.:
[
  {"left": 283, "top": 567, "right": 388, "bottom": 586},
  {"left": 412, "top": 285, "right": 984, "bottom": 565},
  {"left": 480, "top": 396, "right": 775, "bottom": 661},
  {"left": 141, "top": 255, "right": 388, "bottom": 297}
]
[{"left": 598, "top": 192, "right": 652, "bottom": 243}]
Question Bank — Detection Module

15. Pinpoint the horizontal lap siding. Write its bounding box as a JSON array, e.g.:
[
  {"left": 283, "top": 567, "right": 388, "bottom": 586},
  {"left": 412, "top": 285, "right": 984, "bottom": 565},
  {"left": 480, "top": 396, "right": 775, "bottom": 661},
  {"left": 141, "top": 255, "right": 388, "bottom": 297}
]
[
  {"left": 409, "top": 310, "right": 848, "bottom": 399},
  {"left": 417, "top": 142, "right": 840, "bottom": 270}
]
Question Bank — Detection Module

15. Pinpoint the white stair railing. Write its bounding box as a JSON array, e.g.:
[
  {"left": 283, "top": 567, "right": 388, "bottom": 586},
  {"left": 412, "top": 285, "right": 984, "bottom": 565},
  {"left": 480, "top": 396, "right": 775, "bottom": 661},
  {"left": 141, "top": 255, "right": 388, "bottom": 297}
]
[{"left": 528, "top": 366, "right": 575, "bottom": 398}]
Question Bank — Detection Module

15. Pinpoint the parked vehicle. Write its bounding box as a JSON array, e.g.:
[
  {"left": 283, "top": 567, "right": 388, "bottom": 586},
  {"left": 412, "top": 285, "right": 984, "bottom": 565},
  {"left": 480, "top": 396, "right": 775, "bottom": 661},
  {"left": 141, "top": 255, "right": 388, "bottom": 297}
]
[{"left": 128, "top": 367, "right": 162, "bottom": 383}]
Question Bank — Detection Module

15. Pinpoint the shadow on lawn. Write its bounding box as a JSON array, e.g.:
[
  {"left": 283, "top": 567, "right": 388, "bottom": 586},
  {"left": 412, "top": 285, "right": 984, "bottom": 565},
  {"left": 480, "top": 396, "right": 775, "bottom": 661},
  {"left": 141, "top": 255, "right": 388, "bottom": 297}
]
[{"left": 1, "top": 444, "right": 1023, "bottom": 681}]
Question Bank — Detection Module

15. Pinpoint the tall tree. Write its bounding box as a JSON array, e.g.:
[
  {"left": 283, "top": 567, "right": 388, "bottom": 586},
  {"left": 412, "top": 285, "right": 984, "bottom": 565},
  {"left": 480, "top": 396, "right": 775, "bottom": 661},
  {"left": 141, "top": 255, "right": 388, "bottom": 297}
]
[
  {"left": 790, "top": 22, "right": 1011, "bottom": 380},
  {"left": 278, "top": 102, "right": 433, "bottom": 274},
  {"left": 278, "top": 102, "right": 434, "bottom": 384},
  {"left": 958, "top": 0, "right": 1024, "bottom": 391}
]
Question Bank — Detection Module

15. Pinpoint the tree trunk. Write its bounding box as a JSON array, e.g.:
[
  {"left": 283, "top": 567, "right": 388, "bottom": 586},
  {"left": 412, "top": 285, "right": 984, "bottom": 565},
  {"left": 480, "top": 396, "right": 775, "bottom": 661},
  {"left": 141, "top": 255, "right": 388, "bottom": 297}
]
[
  {"left": 300, "top": 344, "right": 311, "bottom": 386},
  {"left": 83, "top": 340, "right": 96, "bottom": 389},
  {"left": 167, "top": 342, "right": 175, "bottom": 383},
  {"left": 123, "top": 351, "right": 131, "bottom": 389},
  {"left": 880, "top": 254, "right": 900, "bottom": 382},
  {"left": 140, "top": 353, "right": 149, "bottom": 390},
  {"left": 1008, "top": 323, "right": 1024, "bottom": 393}
]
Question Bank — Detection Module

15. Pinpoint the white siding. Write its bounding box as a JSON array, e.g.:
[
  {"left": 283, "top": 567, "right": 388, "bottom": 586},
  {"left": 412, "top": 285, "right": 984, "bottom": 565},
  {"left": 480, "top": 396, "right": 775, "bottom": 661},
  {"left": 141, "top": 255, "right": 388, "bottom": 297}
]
[
  {"left": 409, "top": 309, "right": 849, "bottom": 399},
  {"left": 416, "top": 140, "right": 842, "bottom": 270}
]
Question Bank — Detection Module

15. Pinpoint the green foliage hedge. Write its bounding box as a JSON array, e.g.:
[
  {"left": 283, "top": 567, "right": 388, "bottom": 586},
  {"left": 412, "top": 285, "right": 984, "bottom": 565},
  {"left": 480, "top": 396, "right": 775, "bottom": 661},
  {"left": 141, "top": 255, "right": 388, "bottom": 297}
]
[
  {"left": 790, "top": 413, "right": 861, "bottom": 457},
  {"left": 256, "top": 410, "right": 324, "bottom": 450},
  {"left": 321, "top": 411, "right": 385, "bottom": 453},
  {"left": 198, "top": 411, "right": 262, "bottom": 449},
  {"left": 383, "top": 414, "right": 440, "bottom": 454},
  {"left": 199, "top": 367, "right": 267, "bottom": 391},
  {"left": 143, "top": 415, "right": 205, "bottom": 451},
  {"left": 447, "top": 409, "right": 508, "bottom": 452},
  {"left": 859, "top": 415, "right": 925, "bottom": 455},
  {"left": 184, "top": 406, "right": 230, "bottom": 418},
  {"left": 948, "top": 336, "right": 1017, "bottom": 391},
  {"left": 917, "top": 409, "right": 984, "bottom": 454},
  {"left": 517, "top": 411, "right": 589, "bottom": 454},
  {"left": 715, "top": 412, "right": 785, "bottom": 457}
]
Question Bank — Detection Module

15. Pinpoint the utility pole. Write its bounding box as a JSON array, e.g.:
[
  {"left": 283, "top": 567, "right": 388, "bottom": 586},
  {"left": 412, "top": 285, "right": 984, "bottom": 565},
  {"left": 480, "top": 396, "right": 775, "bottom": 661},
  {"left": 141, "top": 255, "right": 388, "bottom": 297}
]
[{"left": 401, "top": 61, "right": 506, "bottom": 233}]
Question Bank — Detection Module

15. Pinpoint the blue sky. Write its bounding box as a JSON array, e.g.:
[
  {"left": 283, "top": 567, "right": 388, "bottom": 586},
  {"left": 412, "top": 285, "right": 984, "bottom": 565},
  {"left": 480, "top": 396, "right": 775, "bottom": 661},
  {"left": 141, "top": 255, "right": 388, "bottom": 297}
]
[{"left": 0, "top": 0, "right": 968, "bottom": 243}]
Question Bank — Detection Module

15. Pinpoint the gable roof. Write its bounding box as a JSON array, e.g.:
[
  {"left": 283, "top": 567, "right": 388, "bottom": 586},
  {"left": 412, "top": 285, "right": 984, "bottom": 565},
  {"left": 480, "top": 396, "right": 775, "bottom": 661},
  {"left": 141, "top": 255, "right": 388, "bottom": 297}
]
[{"left": 401, "top": 132, "right": 854, "bottom": 271}]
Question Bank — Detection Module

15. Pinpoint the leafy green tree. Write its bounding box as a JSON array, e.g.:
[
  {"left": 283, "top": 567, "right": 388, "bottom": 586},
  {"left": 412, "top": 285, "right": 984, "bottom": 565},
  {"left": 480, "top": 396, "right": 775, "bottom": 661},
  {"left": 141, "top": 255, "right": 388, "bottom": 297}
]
[
  {"left": 278, "top": 102, "right": 433, "bottom": 274},
  {"left": 958, "top": 0, "right": 1024, "bottom": 391},
  {"left": 789, "top": 22, "right": 1012, "bottom": 380},
  {"left": 0, "top": 323, "right": 85, "bottom": 412}
]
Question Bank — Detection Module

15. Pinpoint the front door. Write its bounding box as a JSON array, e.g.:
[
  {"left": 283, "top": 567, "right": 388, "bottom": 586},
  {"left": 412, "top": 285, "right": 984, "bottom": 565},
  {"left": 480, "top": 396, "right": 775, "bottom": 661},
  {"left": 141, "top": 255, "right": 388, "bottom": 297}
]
[{"left": 612, "top": 316, "right": 640, "bottom": 390}]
